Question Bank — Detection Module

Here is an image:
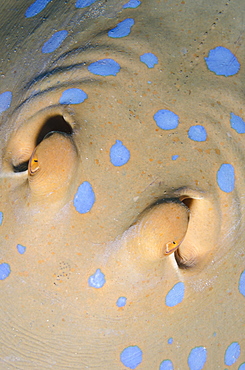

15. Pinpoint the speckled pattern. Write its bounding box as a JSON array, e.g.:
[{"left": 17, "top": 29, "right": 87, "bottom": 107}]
[{"left": 0, "top": 0, "right": 244, "bottom": 369}]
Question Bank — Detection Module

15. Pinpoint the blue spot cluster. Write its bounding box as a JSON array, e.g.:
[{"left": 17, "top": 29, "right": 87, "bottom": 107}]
[
  {"left": 73, "top": 181, "right": 95, "bottom": 214},
  {"left": 216, "top": 163, "right": 235, "bottom": 193},
  {"left": 224, "top": 342, "right": 240, "bottom": 366},
  {"left": 0, "top": 263, "right": 11, "bottom": 280},
  {"left": 230, "top": 113, "right": 245, "bottom": 134},
  {"left": 88, "top": 58, "right": 121, "bottom": 76},
  {"left": 159, "top": 360, "right": 174, "bottom": 370},
  {"left": 41, "top": 30, "right": 68, "bottom": 54},
  {"left": 158, "top": 342, "right": 245, "bottom": 369},
  {"left": 108, "top": 18, "right": 135, "bottom": 38},
  {"left": 75, "top": 0, "right": 98, "bottom": 8},
  {"left": 140, "top": 53, "right": 158, "bottom": 68},
  {"left": 187, "top": 346, "right": 207, "bottom": 370},
  {"left": 188, "top": 125, "right": 207, "bottom": 142},
  {"left": 239, "top": 269, "right": 245, "bottom": 297},
  {"left": 116, "top": 296, "right": 127, "bottom": 307},
  {"left": 25, "top": 0, "right": 52, "bottom": 18},
  {"left": 154, "top": 109, "right": 179, "bottom": 130},
  {"left": 16, "top": 244, "right": 26, "bottom": 255},
  {"left": 120, "top": 345, "right": 143, "bottom": 369},
  {"left": 59, "top": 88, "right": 87, "bottom": 105},
  {"left": 110, "top": 140, "right": 131, "bottom": 167},
  {"left": 2, "top": 2, "right": 244, "bottom": 369},
  {"left": 165, "top": 282, "right": 185, "bottom": 307},
  {"left": 123, "top": 0, "right": 141, "bottom": 8},
  {"left": 0, "top": 91, "right": 12, "bottom": 114},
  {"left": 205, "top": 46, "right": 240, "bottom": 77},
  {"left": 88, "top": 268, "right": 106, "bottom": 288}
]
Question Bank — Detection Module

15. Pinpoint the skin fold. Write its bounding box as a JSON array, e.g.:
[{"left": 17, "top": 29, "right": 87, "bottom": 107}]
[{"left": 0, "top": 0, "right": 244, "bottom": 369}]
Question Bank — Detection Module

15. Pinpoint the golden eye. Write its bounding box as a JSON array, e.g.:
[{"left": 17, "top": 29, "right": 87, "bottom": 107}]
[
  {"left": 164, "top": 240, "right": 180, "bottom": 255},
  {"left": 27, "top": 132, "right": 78, "bottom": 200},
  {"left": 125, "top": 200, "right": 189, "bottom": 261},
  {"left": 28, "top": 152, "right": 40, "bottom": 175}
]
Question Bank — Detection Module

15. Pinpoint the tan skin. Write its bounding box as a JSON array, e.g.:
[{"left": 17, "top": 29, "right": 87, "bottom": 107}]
[{"left": 0, "top": 0, "right": 245, "bottom": 368}]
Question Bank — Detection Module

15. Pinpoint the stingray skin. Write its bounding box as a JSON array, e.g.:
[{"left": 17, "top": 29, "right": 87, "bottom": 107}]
[{"left": 0, "top": 0, "right": 245, "bottom": 369}]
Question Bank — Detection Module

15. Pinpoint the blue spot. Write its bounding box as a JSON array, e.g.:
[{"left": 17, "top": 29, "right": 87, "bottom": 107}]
[
  {"left": 188, "top": 125, "right": 207, "bottom": 142},
  {"left": 123, "top": 0, "right": 141, "bottom": 8},
  {"left": 172, "top": 155, "right": 179, "bottom": 161},
  {"left": 75, "top": 0, "right": 97, "bottom": 8},
  {"left": 224, "top": 342, "right": 240, "bottom": 366},
  {"left": 16, "top": 244, "right": 26, "bottom": 255},
  {"left": 0, "top": 263, "right": 11, "bottom": 280},
  {"left": 140, "top": 53, "right": 158, "bottom": 68},
  {"left": 108, "top": 18, "right": 135, "bottom": 38},
  {"left": 168, "top": 338, "right": 173, "bottom": 344},
  {"left": 204, "top": 46, "right": 240, "bottom": 77},
  {"left": 120, "top": 345, "right": 142, "bottom": 369},
  {"left": 74, "top": 181, "right": 95, "bottom": 214},
  {"left": 25, "top": 0, "right": 52, "bottom": 17},
  {"left": 59, "top": 88, "right": 87, "bottom": 105},
  {"left": 116, "top": 297, "right": 127, "bottom": 307},
  {"left": 154, "top": 109, "right": 179, "bottom": 130},
  {"left": 88, "top": 59, "right": 121, "bottom": 76},
  {"left": 88, "top": 269, "right": 105, "bottom": 288},
  {"left": 159, "top": 359, "right": 174, "bottom": 370},
  {"left": 42, "top": 30, "right": 68, "bottom": 54},
  {"left": 110, "top": 140, "right": 130, "bottom": 167},
  {"left": 188, "top": 346, "right": 207, "bottom": 370},
  {"left": 230, "top": 113, "right": 245, "bottom": 134},
  {"left": 216, "top": 164, "right": 235, "bottom": 193},
  {"left": 165, "top": 282, "right": 185, "bottom": 307},
  {"left": 239, "top": 269, "right": 245, "bottom": 297},
  {"left": 238, "top": 363, "right": 245, "bottom": 370},
  {"left": 0, "top": 212, "right": 3, "bottom": 226},
  {"left": 0, "top": 91, "right": 12, "bottom": 114}
]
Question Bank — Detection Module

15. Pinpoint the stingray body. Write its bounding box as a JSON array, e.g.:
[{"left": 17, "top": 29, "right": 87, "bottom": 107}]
[{"left": 0, "top": 0, "right": 245, "bottom": 369}]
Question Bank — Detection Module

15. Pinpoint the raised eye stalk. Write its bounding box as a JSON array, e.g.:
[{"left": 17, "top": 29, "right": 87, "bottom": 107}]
[
  {"left": 126, "top": 200, "right": 190, "bottom": 261},
  {"left": 27, "top": 132, "right": 78, "bottom": 199}
]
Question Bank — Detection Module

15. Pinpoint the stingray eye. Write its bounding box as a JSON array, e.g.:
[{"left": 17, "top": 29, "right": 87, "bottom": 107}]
[
  {"left": 27, "top": 132, "right": 78, "bottom": 199},
  {"left": 164, "top": 240, "right": 179, "bottom": 255},
  {"left": 127, "top": 200, "right": 190, "bottom": 261},
  {"left": 29, "top": 152, "right": 40, "bottom": 175}
]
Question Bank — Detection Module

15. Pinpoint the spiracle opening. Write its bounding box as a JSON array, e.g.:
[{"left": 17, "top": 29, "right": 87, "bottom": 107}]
[
  {"left": 12, "top": 115, "right": 73, "bottom": 173},
  {"left": 36, "top": 115, "right": 73, "bottom": 146}
]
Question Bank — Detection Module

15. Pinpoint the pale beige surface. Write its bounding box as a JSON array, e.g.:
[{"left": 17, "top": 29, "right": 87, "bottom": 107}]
[{"left": 0, "top": 0, "right": 245, "bottom": 368}]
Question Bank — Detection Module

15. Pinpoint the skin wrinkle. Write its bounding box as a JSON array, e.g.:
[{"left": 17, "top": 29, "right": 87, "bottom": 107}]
[
  {"left": 14, "top": 43, "right": 141, "bottom": 119},
  {"left": 24, "top": 44, "right": 141, "bottom": 94}
]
